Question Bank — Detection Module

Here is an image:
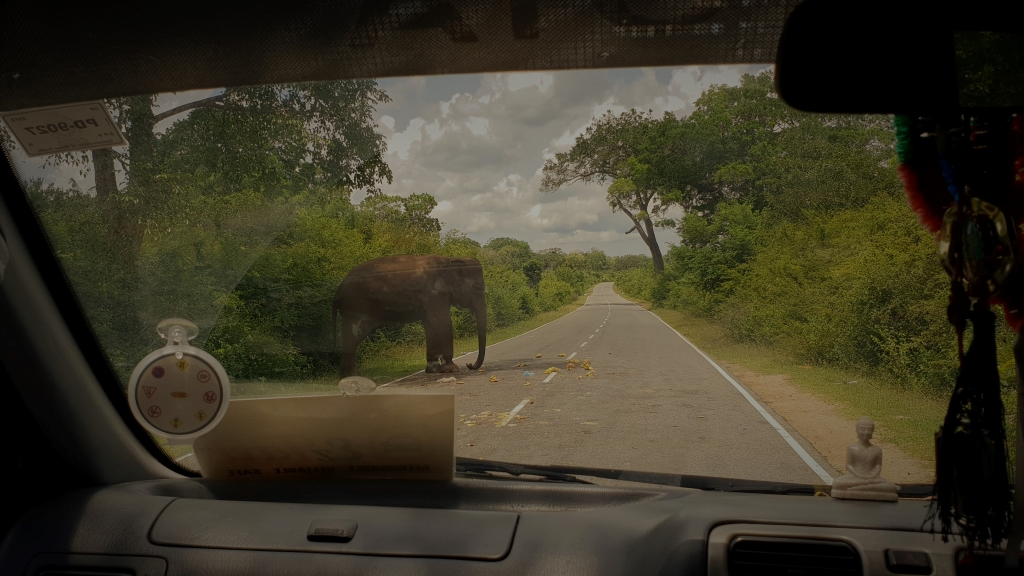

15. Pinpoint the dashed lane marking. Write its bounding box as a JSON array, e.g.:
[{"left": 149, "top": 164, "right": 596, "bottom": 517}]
[
  {"left": 498, "top": 398, "right": 533, "bottom": 427},
  {"left": 543, "top": 372, "right": 557, "bottom": 383},
  {"left": 567, "top": 352, "right": 577, "bottom": 360},
  {"left": 580, "top": 342, "right": 587, "bottom": 347}
]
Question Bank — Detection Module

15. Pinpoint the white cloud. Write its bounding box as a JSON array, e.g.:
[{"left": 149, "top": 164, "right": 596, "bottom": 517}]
[
  {"left": 372, "top": 66, "right": 768, "bottom": 255},
  {"left": 506, "top": 72, "right": 554, "bottom": 93},
  {"left": 465, "top": 116, "right": 489, "bottom": 135},
  {"left": 388, "top": 117, "right": 426, "bottom": 160}
]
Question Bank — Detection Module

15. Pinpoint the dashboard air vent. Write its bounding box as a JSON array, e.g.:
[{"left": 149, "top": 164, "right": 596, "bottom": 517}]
[{"left": 728, "top": 536, "right": 863, "bottom": 576}]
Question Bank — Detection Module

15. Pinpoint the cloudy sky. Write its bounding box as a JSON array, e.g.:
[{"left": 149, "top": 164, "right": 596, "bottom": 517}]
[
  {"left": 368, "top": 65, "right": 768, "bottom": 255},
  {"left": 8, "top": 64, "right": 768, "bottom": 256}
]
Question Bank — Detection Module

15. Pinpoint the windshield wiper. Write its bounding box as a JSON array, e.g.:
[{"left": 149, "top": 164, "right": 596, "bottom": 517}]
[
  {"left": 456, "top": 457, "right": 935, "bottom": 497},
  {"left": 456, "top": 458, "right": 592, "bottom": 483}
]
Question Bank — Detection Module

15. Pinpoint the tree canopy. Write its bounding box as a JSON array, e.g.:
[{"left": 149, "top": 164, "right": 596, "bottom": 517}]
[
  {"left": 541, "top": 109, "right": 676, "bottom": 273},
  {"left": 543, "top": 71, "right": 903, "bottom": 274}
]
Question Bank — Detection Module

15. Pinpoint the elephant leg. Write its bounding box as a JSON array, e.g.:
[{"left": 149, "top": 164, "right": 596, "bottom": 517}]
[
  {"left": 424, "top": 303, "right": 457, "bottom": 373},
  {"left": 339, "top": 315, "right": 378, "bottom": 377}
]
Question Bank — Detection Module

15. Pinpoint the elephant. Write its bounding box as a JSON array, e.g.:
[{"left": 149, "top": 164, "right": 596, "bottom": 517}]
[{"left": 332, "top": 255, "right": 487, "bottom": 377}]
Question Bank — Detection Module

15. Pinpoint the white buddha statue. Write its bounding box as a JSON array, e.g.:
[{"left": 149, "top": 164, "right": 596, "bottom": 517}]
[{"left": 830, "top": 416, "right": 898, "bottom": 502}]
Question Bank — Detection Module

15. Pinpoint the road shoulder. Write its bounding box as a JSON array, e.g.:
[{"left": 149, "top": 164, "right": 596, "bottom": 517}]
[
  {"left": 722, "top": 362, "right": 933, "bottom": 484},
  {"left": 614, "top": 287, "right": 936, "bottom": 485}
]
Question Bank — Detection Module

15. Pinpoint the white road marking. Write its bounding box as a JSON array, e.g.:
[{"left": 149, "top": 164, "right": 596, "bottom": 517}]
[
  {"left": 498, "top": 398, "right": 533, "bottom": 427},
  {"left": 588, "top": 335, "right": 594, "bottom": 339},
  {"left": 580, "top": 342, "right": 587, "bottom": 347},
  {"left": 543, "top": 372, "right": 557, "bottom": 383},
  {"left": 642, "top": 306, "right": 835, "bottom": 485},
  {"left": 567, "top": 352, "right": 577, "bottom": 360}
]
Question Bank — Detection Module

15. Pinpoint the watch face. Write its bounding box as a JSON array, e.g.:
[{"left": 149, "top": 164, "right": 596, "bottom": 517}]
[{"left": 134, "top": 352, "right": 225, "bottom": 435}]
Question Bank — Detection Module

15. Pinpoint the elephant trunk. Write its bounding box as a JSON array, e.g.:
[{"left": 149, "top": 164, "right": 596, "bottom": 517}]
[{"left": 466, "top": 296, "right": 487, "bottom": 370}]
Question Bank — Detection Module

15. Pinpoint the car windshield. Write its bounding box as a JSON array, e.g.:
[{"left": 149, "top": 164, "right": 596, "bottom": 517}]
[{"left": 4, "top": 66, "right": 1010, "bottom": 487}]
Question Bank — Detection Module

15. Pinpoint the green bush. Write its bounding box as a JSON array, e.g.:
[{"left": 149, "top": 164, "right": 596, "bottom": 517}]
[
  {"left": 206, "top": 294, "right": 311, "bottom": 380},
  {"left": 657, "top": 201, "right": 759, "bottom": 315},
  {"left": 537, "top": 275, "right": 575, "bottom": 311},
  {"left": 484, "top": 267, "right": 537, "bottom": 328},
  {"left": 651, "top": 194, "right": 995, "bottom": 393},
  {"left": 613, "top": 267, "right": 657, "bottom": 301}
]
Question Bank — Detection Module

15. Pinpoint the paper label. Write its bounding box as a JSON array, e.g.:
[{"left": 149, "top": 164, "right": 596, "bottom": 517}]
[
  {"left": 1, "top": 101, "right": 126, "bottom": 157},
  {"left": 192, "top": 393, "right": 455, "bottom": 481}
]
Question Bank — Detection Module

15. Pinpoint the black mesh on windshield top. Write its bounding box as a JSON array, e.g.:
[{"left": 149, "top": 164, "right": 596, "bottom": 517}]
[{"left": 0, "top": 0, "right": 799, "bottom": 110}]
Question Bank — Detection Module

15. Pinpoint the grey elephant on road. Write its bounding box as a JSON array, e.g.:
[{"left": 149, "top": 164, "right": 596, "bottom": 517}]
[{"left": 332, "top": 255, "right": 487, "bottom": 377}]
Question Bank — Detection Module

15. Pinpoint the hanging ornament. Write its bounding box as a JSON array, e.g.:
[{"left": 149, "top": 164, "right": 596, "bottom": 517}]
[{"left": 896, "top": 113, "right": 1023, "bottom": 551}]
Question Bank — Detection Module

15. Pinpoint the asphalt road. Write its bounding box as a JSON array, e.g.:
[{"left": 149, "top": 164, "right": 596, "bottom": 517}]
[{"left": 386, "top": 282, "right": 838, "bottom": 485}]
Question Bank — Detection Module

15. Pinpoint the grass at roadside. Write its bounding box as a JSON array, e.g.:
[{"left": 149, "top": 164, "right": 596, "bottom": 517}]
[
  {"left": 614, "top": 288, "right": 947, "bottom": 465},
  {"left": 230, "top": 289, "right": 594, "bottom": 398}
]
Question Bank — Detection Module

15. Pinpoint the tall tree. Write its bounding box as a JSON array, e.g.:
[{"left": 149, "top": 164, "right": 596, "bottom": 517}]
[
  {"left": 43, "top": 81, "right": 393, "bottom": 269},
  {"left": 357, "top": 192, "right": 442, "bottom": 235},
  {"left": 667, "top": 70, "right": 898, "bottom": 220},
  {"left": 29, "top": 80, "right": 394, "bottom": 367},
  {"left": 484, "top": 237, "right": 533, "bottom": 269},
  {"left": 541, "top": 110, "right": 677, "bottom": 273}
]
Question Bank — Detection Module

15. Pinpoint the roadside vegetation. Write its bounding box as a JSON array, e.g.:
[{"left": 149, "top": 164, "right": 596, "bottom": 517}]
[
  {"left": 13, "top": 82, "right": 624, "bottom": 385},
  {"left": 601, "top": 71, "right": 1018, "bottom": 396},
  {"left": 597, "top": 71, "right": 1018, "bottom": 464}
]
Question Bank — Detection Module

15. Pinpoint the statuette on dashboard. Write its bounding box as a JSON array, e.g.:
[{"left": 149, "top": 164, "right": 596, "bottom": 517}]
[{"left": 830, "top": 417, "right": 898, "bottom": 502}]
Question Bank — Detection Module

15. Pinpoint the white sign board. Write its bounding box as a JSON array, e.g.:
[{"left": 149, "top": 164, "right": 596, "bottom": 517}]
[{"left": 1, "top": 101, "right": 126, "bottom": 157}]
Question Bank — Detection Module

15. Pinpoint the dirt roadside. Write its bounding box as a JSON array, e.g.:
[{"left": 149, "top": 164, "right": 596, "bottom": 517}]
[{"left": 721, "top": 362, "right": 935, "bottom": 485}]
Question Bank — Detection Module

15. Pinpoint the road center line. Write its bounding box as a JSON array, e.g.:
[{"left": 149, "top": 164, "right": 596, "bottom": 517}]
[
  {"left": 498, "top": 398, "right": 533, "bottom": 427},
  {"left": 567, "top": 352, "right": 577, "bottom": 360},
  {"left": 642, "top": 307, "right": 835, "bottom": 485},
  {"left": 580, "top": 342, "right": 587, "bottom": 347},
  {"left": 588, "top": 335, "right": 594, "bottom": 339},
  {"left": 542, "top": 372, "right": 557, "bottom": 383}
]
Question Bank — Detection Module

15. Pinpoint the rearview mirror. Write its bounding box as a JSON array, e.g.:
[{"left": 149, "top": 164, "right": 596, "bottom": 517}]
[{"left": 776, "top": 0, "right": 1024, "bottom": 113}]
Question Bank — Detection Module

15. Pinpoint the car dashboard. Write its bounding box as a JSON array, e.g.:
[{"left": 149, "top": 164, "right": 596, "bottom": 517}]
[{"left": 2, "top": 477, "right": 962, "bottom": 575}]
